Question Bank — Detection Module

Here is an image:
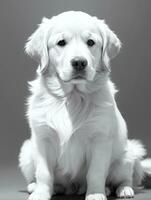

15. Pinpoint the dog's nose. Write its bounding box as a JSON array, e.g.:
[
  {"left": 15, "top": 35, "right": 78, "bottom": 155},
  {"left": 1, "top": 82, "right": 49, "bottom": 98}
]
[{"left": 71, "top": 57, "right": 88, "bottom": 71}]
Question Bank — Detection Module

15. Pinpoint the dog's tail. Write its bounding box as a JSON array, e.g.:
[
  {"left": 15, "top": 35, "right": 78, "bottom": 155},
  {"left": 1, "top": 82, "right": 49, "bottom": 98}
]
[
  {"left": 130, "top": 140, "right": 151, "bottom": 188},
  {"left": 141, "top": 159, "right": 151, "bottom": 176}
]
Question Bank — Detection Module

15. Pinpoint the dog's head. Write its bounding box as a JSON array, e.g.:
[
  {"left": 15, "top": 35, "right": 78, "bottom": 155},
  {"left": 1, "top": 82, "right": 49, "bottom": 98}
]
[{"left": 25, "top": 11, "right": 121, "bottom": 84}]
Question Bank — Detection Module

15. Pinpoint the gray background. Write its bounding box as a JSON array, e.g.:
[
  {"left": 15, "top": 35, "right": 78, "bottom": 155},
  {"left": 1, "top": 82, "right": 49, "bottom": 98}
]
[{"left": 0, "top": 0, "right": 151, "bottom": 199}]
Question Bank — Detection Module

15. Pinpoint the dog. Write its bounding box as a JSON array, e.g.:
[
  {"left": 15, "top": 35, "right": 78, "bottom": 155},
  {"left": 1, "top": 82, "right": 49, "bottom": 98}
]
[{"left": 19, "top": 11, "right": 151, "bottom": 200}]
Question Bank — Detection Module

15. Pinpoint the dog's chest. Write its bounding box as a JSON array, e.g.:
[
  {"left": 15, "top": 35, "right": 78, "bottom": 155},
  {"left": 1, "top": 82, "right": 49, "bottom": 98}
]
[
  {"left": 45, "top": 92, "right": 92, "bottom": 141},
  {"left": 43, "top": 90, "right": 113, "bottom": 144}
]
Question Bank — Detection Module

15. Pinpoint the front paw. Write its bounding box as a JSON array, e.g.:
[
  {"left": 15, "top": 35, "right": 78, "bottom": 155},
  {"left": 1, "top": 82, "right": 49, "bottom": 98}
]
[
  {"left": 116, "top": 186, "right": 134, "bottom": 198},
  {"left": 28, "top": 185, "right": 51, "bottom": 200},
  {"left": 28, "top": 191, "right": 50, "bottom": 200},
  {"left": 86, "top": 193, "right": 107, "bottom": 200},
  {"left": 27, "top": 182, "right": 36, "bottom": 193}
]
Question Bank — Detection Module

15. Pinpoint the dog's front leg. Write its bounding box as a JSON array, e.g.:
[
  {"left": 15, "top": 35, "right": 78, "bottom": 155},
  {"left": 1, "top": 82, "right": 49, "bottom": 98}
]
[
  {"left": 28, "top": 125, "right": 57, "bottom": 200},
  {"left": 86, "top": 137, "right": 112, "bottom": 200}
]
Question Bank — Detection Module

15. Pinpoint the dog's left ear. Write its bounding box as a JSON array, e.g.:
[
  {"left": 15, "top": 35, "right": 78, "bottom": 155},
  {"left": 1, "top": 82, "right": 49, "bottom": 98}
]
[
  {"left": 25, "top": 17, "right": 53, "bottom": 74},
  {"left": 95, "top": 18, "right": 121, "bottom": 71}
]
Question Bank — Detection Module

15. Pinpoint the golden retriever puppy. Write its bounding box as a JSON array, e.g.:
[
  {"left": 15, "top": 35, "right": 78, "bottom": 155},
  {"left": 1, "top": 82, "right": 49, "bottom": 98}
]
[{"left": 19, "top": 11, "right": 151, "bottom": 200}]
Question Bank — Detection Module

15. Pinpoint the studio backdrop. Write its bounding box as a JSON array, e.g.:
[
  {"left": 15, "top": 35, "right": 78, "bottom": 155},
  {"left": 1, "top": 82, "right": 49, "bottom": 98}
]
[{"left": 0, "top": 0, "right": 151, "bottom": 168}]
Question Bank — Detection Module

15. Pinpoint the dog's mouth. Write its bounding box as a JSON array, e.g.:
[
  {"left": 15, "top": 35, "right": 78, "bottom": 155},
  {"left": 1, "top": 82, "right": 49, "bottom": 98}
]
[
  {"left": 68, "top": 72, "right": 87, "bottom": 83},
  {"left": 72, "top": 74, "right": 86, "bottom": 80},
  {"left": 58, "top": 73, "right": 87, "bottom": 83},
  {"left": 56, "top": 71, "right": 89, "bottom": 83}
]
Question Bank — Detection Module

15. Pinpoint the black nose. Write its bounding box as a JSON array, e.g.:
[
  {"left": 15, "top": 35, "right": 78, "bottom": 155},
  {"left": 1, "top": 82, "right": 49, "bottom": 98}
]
[{"left": 71, "top": 57, "right": 88, "bottom": 71}]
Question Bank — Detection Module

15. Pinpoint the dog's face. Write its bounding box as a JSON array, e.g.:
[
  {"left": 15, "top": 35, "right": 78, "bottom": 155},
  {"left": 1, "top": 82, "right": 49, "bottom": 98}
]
[
  {"left": 48, "top": 13, "right": 102, "bottom": 83},
  {"left": 25, "top": 11, "right": 121, "bottom": 84}
]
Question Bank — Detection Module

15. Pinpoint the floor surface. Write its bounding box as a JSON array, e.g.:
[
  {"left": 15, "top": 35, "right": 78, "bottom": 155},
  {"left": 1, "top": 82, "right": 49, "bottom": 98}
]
[{"left": 1, "top": 166, "right": 151, "bottom": 200}]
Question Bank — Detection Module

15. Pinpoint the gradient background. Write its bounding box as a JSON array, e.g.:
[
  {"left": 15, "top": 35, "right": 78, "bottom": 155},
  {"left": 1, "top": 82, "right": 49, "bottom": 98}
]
[{"left": 0, "top": 0, "right": 151, "bottom": 199}]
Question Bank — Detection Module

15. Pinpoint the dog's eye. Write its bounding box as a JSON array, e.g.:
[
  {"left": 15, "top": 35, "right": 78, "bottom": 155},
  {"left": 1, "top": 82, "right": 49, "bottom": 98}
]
[
  {"left": 87, "top": 39, "right": 95, "bottom": 47},
  {"left": 57, "top": 39, "right": 67, "bottom": 47}
]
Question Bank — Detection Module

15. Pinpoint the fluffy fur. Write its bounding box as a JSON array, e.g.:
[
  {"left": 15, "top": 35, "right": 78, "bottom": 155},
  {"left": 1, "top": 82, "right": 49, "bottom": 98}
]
[{"left": 19, "top": 11, "right": 151, "bottom": 200}]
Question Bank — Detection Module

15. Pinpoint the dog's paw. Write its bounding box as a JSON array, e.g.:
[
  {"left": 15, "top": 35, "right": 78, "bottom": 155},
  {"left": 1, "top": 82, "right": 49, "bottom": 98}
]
[
  {"left": 28, "top": 191, "right": 50, "bottom": 200},
  {"left": 28, "top": 185, "right": 50, "bottom": 200},
  {"left": 86, "top": 193, "right": 107, "bottom": 200},
  {"left": 116, "top": 186, "right": 134, "bottom": 198},
  {"left": 27, "top": 182, "right": 36, "bottom": 193}
]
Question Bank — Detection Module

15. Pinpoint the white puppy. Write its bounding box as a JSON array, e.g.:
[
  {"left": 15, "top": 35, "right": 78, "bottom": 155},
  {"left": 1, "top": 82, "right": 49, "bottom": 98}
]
[{"left": 19, "top": 11, "right": 151, "bottom": 200}]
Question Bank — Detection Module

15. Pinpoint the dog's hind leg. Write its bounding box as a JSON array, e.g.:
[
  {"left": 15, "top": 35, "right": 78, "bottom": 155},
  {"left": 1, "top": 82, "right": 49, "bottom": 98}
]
[
  {"left": 109, "top": 139, "right": 146, "bottom": 198},
  {"left": 115, "top": 161, "right": 134, "bottom": 198},
  {"left": 108, "top": 157, "right": 134, "bottom": 198},
  {"left": 19, "top": 139, "right": 36, "bottom": 193}
]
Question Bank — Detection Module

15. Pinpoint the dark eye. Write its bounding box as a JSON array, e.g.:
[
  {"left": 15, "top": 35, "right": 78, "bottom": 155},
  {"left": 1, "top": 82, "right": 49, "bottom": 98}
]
[
  {"left": 87, "top": 39, "right": 95, "bottom": 47},
  {"left": 57, "top": 39, "right": 66, "bottom": 47}
]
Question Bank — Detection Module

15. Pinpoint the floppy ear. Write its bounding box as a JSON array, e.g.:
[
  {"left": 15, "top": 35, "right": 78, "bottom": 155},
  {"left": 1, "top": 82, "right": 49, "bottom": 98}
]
[
  {"left": 25, "top": 17, "right": 51, "bottom": 74},
  {"left": 95, "top": 19, "right": 121, "bottom": 71}
]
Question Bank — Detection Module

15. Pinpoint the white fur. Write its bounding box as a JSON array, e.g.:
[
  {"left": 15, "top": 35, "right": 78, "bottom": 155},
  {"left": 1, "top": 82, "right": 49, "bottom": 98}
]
[{"left": 19, "top": 11, "right": 151, "bottom": 200}]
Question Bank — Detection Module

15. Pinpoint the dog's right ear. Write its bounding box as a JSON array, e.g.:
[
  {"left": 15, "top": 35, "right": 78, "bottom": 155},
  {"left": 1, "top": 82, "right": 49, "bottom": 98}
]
[{"left": 25, "top": 17, "right": 52, "bottom": 74}]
